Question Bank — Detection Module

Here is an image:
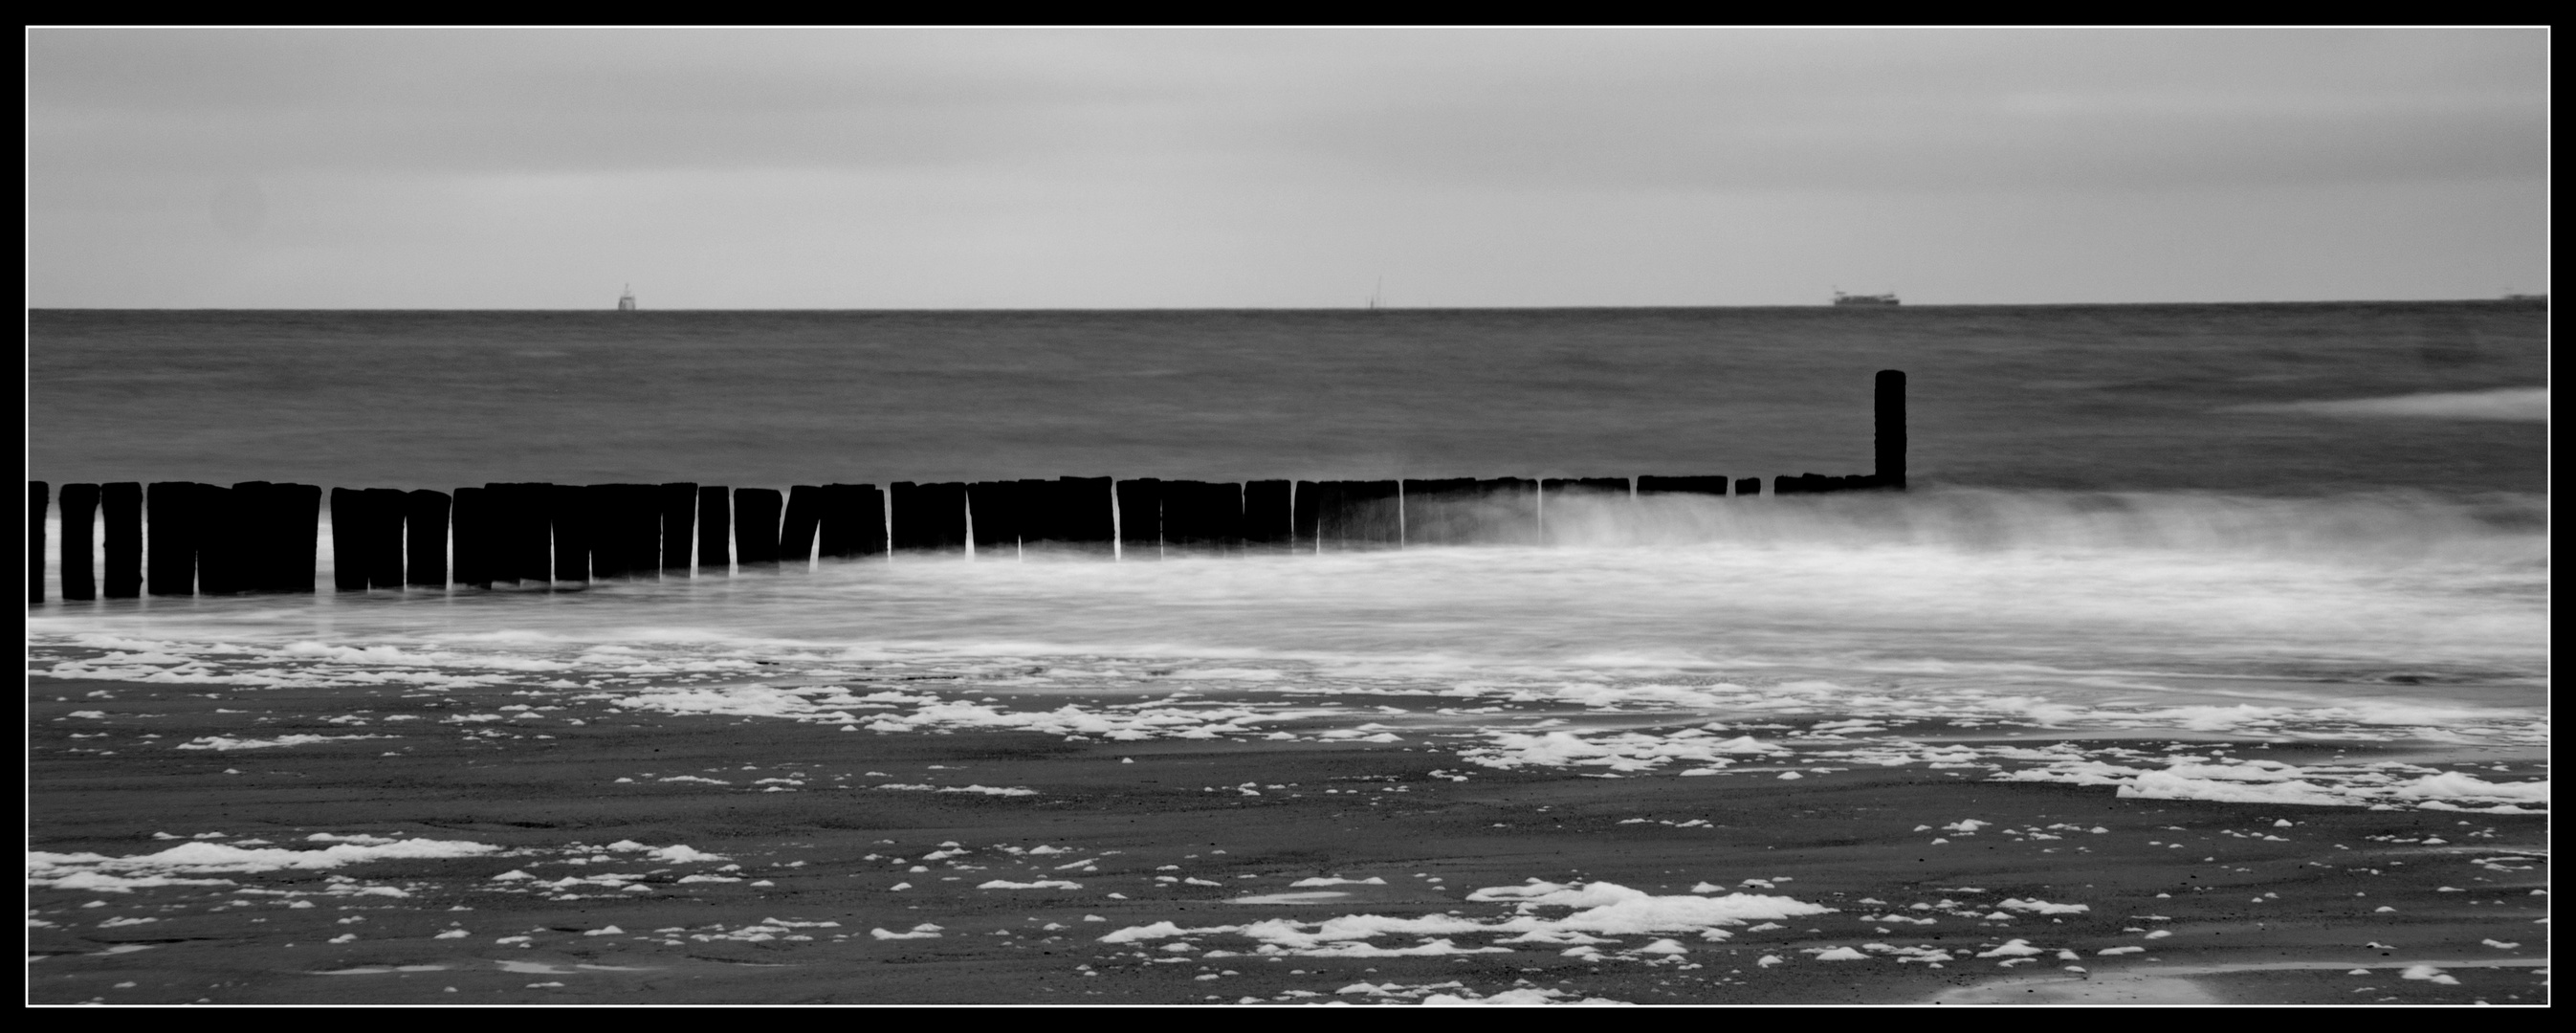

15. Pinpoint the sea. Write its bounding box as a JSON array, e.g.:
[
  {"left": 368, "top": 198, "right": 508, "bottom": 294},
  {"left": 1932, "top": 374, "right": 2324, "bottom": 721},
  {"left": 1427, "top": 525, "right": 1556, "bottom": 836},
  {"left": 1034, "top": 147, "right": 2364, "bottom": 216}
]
[{"left": 26, "top": 302, "right": 2551, "bottom": 810}]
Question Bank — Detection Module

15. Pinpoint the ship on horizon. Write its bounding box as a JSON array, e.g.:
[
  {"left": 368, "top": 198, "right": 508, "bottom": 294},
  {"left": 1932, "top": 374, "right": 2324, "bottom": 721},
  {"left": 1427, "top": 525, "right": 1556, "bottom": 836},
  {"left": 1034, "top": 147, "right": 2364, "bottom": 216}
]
[
  {"left": 617, "top": 284, "right": 637, "bottom": 312},
  {"left": 1832, "top": 289, "right": 1900, "bottom": 306}
]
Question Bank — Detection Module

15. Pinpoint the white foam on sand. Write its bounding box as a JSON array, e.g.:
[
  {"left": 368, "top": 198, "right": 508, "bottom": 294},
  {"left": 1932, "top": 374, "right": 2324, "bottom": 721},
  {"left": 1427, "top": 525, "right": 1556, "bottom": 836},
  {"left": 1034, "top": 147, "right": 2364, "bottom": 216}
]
[
  {"left": 1098, "top": 880, "right": 1831, "bottom": 957},
  {"left": 174, "top": 734, "right": 396, "bottom": 751},
  {"left": 29, "top": 836, "right": 502, "bottom": 890}
]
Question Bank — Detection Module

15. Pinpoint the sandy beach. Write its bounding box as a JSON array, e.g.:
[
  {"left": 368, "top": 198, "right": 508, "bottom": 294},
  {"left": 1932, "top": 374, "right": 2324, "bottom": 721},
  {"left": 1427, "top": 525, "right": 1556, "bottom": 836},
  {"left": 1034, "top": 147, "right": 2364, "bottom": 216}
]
[{"left": 28, "top": 666, "right": 2548, "bottom": 1005}]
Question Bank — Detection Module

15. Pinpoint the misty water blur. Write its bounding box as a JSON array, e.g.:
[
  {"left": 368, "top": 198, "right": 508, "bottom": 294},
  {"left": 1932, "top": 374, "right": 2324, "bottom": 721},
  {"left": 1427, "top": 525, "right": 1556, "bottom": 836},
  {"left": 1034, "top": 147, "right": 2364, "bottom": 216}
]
[{"left": 28, "top": 302, "right": 2547, "bottom": 738}]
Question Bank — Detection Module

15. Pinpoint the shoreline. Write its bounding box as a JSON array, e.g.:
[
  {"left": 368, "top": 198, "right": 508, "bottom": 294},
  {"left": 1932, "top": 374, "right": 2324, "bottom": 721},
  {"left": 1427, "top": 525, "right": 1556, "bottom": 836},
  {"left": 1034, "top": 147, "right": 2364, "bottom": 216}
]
[{"left": 28, "top": 672, "right": 2548, "bottom": 1005}]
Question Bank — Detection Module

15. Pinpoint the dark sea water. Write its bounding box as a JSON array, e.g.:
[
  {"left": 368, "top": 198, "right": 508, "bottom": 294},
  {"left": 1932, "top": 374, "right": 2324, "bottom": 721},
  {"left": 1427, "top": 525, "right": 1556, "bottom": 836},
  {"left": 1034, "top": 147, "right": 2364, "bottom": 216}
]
[
  {"left": 25, "top": 303, "right": 2550, "bottom": 493},
  {"left": 26, "top": 303, "right": 2550, "bottom": 807}
]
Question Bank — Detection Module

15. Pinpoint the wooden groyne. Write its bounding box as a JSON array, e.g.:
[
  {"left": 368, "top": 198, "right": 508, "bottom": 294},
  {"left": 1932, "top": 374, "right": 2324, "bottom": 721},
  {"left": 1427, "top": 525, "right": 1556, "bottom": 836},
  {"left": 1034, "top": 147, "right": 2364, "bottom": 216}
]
[{"left": 28, "top": 371, "right": 1906, "bottom": 600}]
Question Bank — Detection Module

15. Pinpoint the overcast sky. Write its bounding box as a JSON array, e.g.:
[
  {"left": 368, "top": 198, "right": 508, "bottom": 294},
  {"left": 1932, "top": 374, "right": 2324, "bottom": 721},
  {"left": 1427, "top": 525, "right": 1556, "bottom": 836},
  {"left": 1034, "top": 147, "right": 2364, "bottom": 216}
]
[{"left": 26, "top": 27, "right": 2548, "bottom": 308}]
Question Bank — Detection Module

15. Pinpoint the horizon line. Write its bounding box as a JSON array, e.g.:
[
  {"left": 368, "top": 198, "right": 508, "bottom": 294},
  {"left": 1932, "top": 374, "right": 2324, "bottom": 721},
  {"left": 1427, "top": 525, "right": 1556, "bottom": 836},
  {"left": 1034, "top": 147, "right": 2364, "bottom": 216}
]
[{"left": 27, "top": 297, "right": 2544, "bottom": 314}]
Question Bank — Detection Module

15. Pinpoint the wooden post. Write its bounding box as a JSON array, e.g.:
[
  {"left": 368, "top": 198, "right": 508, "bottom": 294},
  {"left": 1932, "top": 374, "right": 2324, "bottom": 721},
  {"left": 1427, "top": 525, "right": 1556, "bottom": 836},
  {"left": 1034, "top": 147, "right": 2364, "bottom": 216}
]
[
  {"left": 1244, "top": 479, "right": 1291, "bottom": 550},
  {"left": 481, "top": 483, "right": 550, "bottom": 585},
  {"left": 103, "top": 482, "right": 143, "bottom": 598},
  {"left": 694, "top": 486, "right": 730, "bottom": 575},
  {"left": 1290, "top": 480, "right": 1320, "bottom": 553},
  {"left": 621, "top": 484, "right": 665, "bottom": 580},
  {"left": 580, "top": 486, "right": 625, "bottom": 581},
  {"left": 330, "top": 488, "right": 370, "bottom": 591},
  {"left": 231, "top": 481, "right": 278, "bottom": 591},
  {"left": 967, "top": 481, "right": 1019, "bottom": 556},
  {"left": 406, "top": 489, "right": 450, "bottom": 587},
  {"left": 1203, "top": 481, "right": 1245, "bottom": 553},
  {"left": 1638, "top": 475, "right": 1729, "bottom": 496},
  {"left": 930, "top": 482, "right": 970, "bottom": 550},
  {"left": 1159, "top": 480, "right": 1206, "bottom": 550},
  {"left": 146, "top": 482, "right": 195, "bottom": 596},
  {"left": 888, "top": 482, "right": 923, "bottom": 552},
  {"left": 1310, "top": 480, "right": 1350, "bottom": 549},
  {"left": 817, "top": 484, "right": 883, "bottom": 561},
  {"left": 780, "top": 485, "right": 821, "bottom": 571},
  {"left": 657, "top": 483, "right": 697, "bottom": 576},
  {"left": 195, "top": 485, "right": 241, "bottom": 594},
  {"left": 274, "top": 483, "right": 321, "bottom": 593},
  {"left": 520, "top": 483, "right": 558, "bottom": 585},
  {"left": 890, "top": 482, "right": 964, "bottom": 553},
  {"left": 1056, "top": 477, "right": 1113, "bottom": 552},
  {"left": 1876, "top": 369, "right": 1907, "bottom": 491},
  {"left": 58, "top": 482, "right": 98, "bottom": 601},
  {"left": 361, "top": 488, "right": 406, "bottom": 588},
  {"left": 481, "top": 483, "right": 517, "bottom": 584},
  {"left": 451, "top": 486, "right": 492, "bottom": 588},
  {"left": 228, "top": 481, "right": 312, "bottom": 593},
  {"left": 1165, "top": 480, "right": 1244, "bottom": 553},
  {"left": 29, "top": 481, "right": 47, "bottom": 604},
  {"left": 735, "top": 488, "right": 782, "bottom": 569},
  {"left": 1009, "top": 479, "right": 1053, "bottom": 544},
  {"left": 1114, "top": 478, "right": 1160, "bottom": 558},
  {"left": 547, "top": 484, "right": 590, "bottom": 584}
]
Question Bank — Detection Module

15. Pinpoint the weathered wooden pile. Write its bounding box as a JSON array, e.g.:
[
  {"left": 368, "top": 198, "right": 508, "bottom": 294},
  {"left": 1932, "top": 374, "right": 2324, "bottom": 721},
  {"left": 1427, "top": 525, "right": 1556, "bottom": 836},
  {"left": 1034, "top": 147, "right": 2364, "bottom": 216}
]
[{"left": 28, "top": 372, "right": 1905, "bottom": 602}]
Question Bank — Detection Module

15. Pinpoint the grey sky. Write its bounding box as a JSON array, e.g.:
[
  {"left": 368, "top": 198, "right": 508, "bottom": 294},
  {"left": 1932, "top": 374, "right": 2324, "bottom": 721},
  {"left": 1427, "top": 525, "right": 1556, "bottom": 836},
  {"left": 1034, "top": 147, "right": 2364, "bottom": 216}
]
[{"left": 26, "top": 27, "right": 2547, "bottom": 308}]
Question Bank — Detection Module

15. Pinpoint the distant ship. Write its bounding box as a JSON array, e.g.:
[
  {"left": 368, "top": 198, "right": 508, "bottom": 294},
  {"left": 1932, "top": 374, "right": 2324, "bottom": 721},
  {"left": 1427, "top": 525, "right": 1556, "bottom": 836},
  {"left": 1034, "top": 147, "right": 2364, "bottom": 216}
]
[
  {"left": 2500, "top": 293, "right": 2546, "bottom": 302},
  {"left": 1833, "top": 290, "right": 1900, "bottom": 306},
  {"left": 617, "top": 285, "right": 638, "bottom": 312}
]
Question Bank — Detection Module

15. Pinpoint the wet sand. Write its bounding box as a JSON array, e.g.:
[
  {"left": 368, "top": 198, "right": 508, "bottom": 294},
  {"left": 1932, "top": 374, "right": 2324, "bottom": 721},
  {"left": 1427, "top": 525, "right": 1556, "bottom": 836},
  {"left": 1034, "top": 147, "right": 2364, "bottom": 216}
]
[{"left": 28, "top": 673, "right": 2548, "bottom": 1005}]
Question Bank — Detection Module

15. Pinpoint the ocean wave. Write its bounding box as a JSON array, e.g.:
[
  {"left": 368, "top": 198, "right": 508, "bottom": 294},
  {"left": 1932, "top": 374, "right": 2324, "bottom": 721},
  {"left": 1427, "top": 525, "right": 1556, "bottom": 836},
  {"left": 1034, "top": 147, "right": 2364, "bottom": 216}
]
[{"left": 2221, "top": 386, "right": 2547, "bottom": 421}]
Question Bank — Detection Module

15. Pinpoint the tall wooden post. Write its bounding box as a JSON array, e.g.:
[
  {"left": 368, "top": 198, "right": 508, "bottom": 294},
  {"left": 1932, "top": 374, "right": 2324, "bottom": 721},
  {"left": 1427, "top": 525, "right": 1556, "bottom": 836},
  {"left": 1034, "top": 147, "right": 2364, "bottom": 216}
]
[
  {"left": 194, "top": 485, "right": 241, "bottom": 594},
  {"left": 1290, "top": 480, "right": 1320, "bottom": 553},
  {"left": 619, "top": 484, "right": 665, "bottom": 580},
  {"left": 406, "top": 489, "right": 450, "bottom": 588},
  {"left": 1244, "top": 480, "right": 1291, "bottom": 550},
  {"left": 780, "top": 485, "right": 822, "bottom": 571},
  {"left": 481, "top": 483, "right": 550, "bottom": 585},
  {"left": 59, "top": 483, "right": 99, "bottom": 601},
  {"left": 1115, "top": 479, "right": 1161, "bottom": 558},
  {"left": 889, "top": 482, "right": 963, "bottom": 553},
  {"left": 1160, "top": 480, "right": 1207, "bottom": 549},
  {"left": 362, "top": 488, "right": 407, "bottom": 587},
  {"left": 968, "top": 481, "right": 1022, "bottom": 556},
  {"left": 102, "top": 482, "right": 143, "bottom": 598},
  {"left": 660, "top": 483, "right": 698, "bottom": 575},
  {"left": 735, "top": 488, "right": 782, "bottom": 569},
  {"left": 1876, "top": 369, "right": 1907, "bottom": 491},
  {"left": 520, "top": 483, "right": 558, "bottom": 584},
  {"left": 330, "top": 488, "right": 370, "bottom": 591},
  {"left": 695, "top": 486, "right": 730, "bottom": 574},
  {"left": 451, "top": 486, "right": 492, "bottom": 589},
  {"left": 146, "top": 482, "right": 195, "bottom": 596},
  {"left": 274, "top": 483, "right": 321, "bottom": 593},
  {"left": 547, "top": 484, "right": 590, "bottom": 584},
  {"left": 1056, "top": 476, "right": 1112, "bottom": 552},
  {"left": 854, "top": 483, "right": 888, "bottom": 559}
]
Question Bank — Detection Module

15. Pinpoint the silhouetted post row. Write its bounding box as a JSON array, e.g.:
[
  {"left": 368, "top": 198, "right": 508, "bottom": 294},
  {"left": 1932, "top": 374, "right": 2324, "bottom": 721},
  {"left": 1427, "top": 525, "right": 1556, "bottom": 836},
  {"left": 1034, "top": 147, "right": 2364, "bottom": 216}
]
[{"left": 25, "top": 372, "right": 1907, "bottom": 598}]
